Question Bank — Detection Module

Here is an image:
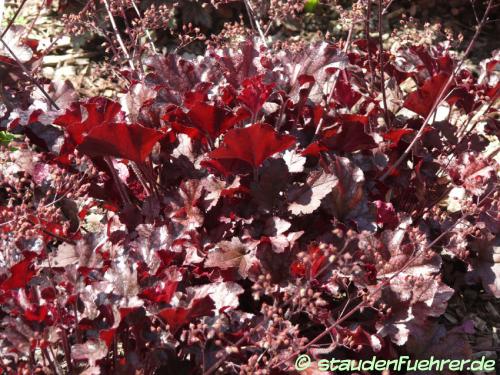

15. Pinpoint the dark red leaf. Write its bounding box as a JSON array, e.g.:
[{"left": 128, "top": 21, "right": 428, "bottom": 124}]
[
  {"left": 333, "top": 71, "right": 361, "bottom": 109},
  {"left": 0, "top": 253, "right": 37, "bottom": 291},
  {"left": 140, "top": 281, "right": 178, "bottom": 303},
  {"left": 55, "top": 97, "right": 123, "bottom": 145},
  {"left": 403, "top": 73, "right": 450, "bottom": 117},
  {"left": 119, "top": 307, "right": 141, "bottom": 320},
  {"left": 158, "top": 296, "right": 215, "bottom": 333},
  {"left": 184, "top": 82, "right": 213, "bottom": 108},
  {"left": 237, "top": 75, "right": 275, "bottom": 117},
  {"left": 319, "top": 116, "right": 376, "bottom": 152},
  {"left": 290, "top": 261, "right": 306, "bottom": 277},
  {"left": 374, "top": 200, "right": 398, "bottom": 228},
  {"left": 382, "top": 128, "right": 414, "bottom": 148},
  {"left": 99, "top": 329, "right": 116, "bottom": 348},
  {"left": 212, "top": 40, "right": 259, "bottom": 86},
  {"left": 208, "top": 123, "right": 295, "bottom": 169},
  {"left": 446, "top": 86, "right": 475, "bottom": 113},
  {"left": 287, "top": 170, "right": 338, "bottom": 215},
  {"left": 77, "top": 123, "right": 164, "bottom": 162},
  {"left": 169, "top": 102, "right": 248, "bottom": 141},
  {"left": 301, "top": 141, "right": 328, "bottom": 157},
  {"left": 24, "top": 305, "right": 49, "bottom": 322},
  {"left": 309, "top": 245, "right": 327, "bottom": 279}
]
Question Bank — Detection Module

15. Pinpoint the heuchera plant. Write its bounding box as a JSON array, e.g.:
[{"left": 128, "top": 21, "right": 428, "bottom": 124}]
[{"left": 0, "top": 1, "right": 498, "bottom": 374}]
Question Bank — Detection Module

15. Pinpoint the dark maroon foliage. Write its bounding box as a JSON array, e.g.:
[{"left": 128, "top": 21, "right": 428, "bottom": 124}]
[{"left": 0, "top": 11, "right": 498, "bottom": 374}]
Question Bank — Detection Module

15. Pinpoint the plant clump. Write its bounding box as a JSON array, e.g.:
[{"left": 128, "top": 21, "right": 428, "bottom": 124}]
[{"left": 0, "top": 0, "right": 498, "bottom": 373}]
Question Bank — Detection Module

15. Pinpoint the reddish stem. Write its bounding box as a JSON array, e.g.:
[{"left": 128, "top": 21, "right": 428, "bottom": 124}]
[
  {"left": 0, "top": 0, "right": 29, "bottom": 38},
  {"left": 378, "top": 0, "right": 390, "bottom": 127},
  {"left": 365, "top": 0, "right": 375, "bottom": 93},
  {"left": 0, "top": 36, "right": 59, "bottom": 110}
]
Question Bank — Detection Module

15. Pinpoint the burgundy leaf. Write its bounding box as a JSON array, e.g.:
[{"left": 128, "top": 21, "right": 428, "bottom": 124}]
[
  {"left": 323, "top": 126, "right": 376, "bottom": 153},
  {"left": 158, "top": 296, "right": 215, "bottom": 334},
  {"left": 382, "top": 128, "right": 414, "bottom": 148},
  {"left": 237, "top": 75, "right": 275, "bottom": 118},
  {"left": 282, "top": 149, "right": 306, "bottom": 173},
  {"left": 208, "top": 123, "right": 295, "bottom": 169},
  {"left": 205, "top": 237, "right": 254, "bottom": 278},
  {"left": 374, "top": 200, "right": 398, "bottom": 228},
  {"left": 403, "top": 73, "right": 450, "bottom": 117},
  {"left": 140, "top": 280, "right": 179, "bottom": 303},
  {"left": 187, "top": 281, "right": 244, "bottom": 312},
  {"left": 0, "top": 253, "right": 37, "bottom": 291},
  {"left": 169, "top": 102, "right": 248, "bottom": 141},
  {"left": 333, "top": 71, "right": 361, "bottom": 109},
  {"left": 99, "top": 329, "right": 117, "bottom": 348},
  {"left": 23, "top": 305, "right": 49, "bottom": 322},
  {"left": 468, "top": 236, "right": 500, "bottom": 297},
  {"left": 314, "top": 115, "right": 377, "bottom": 153},
  {"left": 77, "top": 123, "right": 164, "bottom": 162},
  {"left": 288, "top": 170, "right": 338, "bottom": 215},
  {"left": 55, "top": 97, "right": 123, "bottom": 145},
  {"left": 324, "top": 156, "right": 368, "bottom": 222},
  {"left": 251, "top": 158, "right": 289, "bottom": 209},
  {"left": 212, "top": 39, "right": 260, "bottom": 86}
]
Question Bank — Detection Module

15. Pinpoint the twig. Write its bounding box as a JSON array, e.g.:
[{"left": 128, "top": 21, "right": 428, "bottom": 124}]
[
  {"left": 27, "top": 217, "right": 76, "bottom": 245},
  {"left": 102, "top": 0, "right": 136, "bottom": 71},
  {"left": 470, "top": 0, "right": 480, "bottom": 24},
  {"left": 242, "top": 0, "right": 268, "bottom": 47},
  {"left": 344, "top": 22, "right": 354, "bottom": 52},
  {"left": 104, "top": 156, "right": 133, "bottom": 207},
  {"left": 0, "top": 0, "right": 28, "bottom": 38},
  {"left": 378, "top": 0, "right": 390, "bottom": 127},
  {"left": 130, "top": 161, "right": 152, "bottom": 197},
  {"left": 25, "top": 0, "right": 46, "bottom": 37},
  {"left": 365, "top": 0, "right": 375, "bottom": 93},
  {"left": 42, "top": 347, "right": 61, "bottom": 375},
  {"left": 48, "top": 344, "right": 63, "bottom": 375},
  {"left": 129, "top": 0, "right": 157, "bottom": 53},
  {"left": 379, "top": 0, "right": 493, "bottom": 181},
  {"left": 313, "top": 26, "right": 353, "bottom": 136},
  {"left": 273, "top": 295, "right": 369, "bottom": 369},
  {"left": 487, "top": 143, "right": 500, "bottom": 158},
  {"left": 0, "top": 36, "right": 60, "bottom": 110},
  {"left": 381, "top": 0, "right": 396, "bottom": 15},
  {"left": 314, "top": 75, "right": 337, "bottom": 137}
]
